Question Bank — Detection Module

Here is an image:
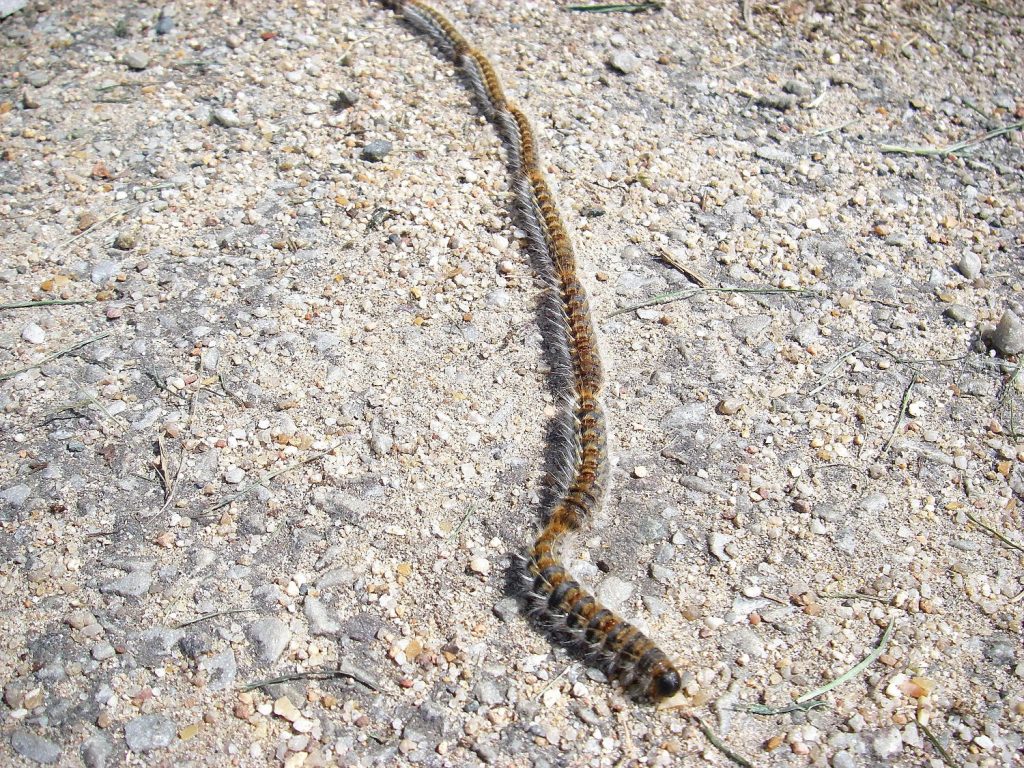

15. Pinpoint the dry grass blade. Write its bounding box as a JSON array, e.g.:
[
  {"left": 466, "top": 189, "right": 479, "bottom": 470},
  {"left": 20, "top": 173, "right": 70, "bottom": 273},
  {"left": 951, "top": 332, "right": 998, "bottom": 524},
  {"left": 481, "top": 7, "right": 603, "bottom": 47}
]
[
  {"left": 174, "top": 607, "right": 256, "bottom": 629},
  {"left": 688, "top": 714, "right": 756, "bottom": 768},
  {"left": 0, "top": 299, "right": 95, "bottom": 310},
  {"left": 241, "top": 662, "right": 382, "bottom": 693},
  {"left": 919, "top": 719, "right": 963, "bottom": 768},
  {"left": 806, "top": 341, "right": 873, "bottom": 397},
  {"left": 880, "top": 377, "right": 916, "bottom": 454},
  {"left": 794, "top": 617, "right": 895, "bottom": 705},
  {"left": 208, "top": 441, "right": 344, "bottom": 512},
  {"left": 566, "top": 1, "right": 662, "bottom": 12},
  {"left": 607, "top": 285, "right": 814, "bottom": 319},
  {"left": 0, "top": 331, "right": 112, "bottom": 382},
  {"left": 880, "top": 118, "right": 1024, "bottom": 156},
  {"left": 960, "top": 508, "right": 1024, "bottom": 555},
  {"left": 740, "top": 618, "right": 897, "bottom": 715}
]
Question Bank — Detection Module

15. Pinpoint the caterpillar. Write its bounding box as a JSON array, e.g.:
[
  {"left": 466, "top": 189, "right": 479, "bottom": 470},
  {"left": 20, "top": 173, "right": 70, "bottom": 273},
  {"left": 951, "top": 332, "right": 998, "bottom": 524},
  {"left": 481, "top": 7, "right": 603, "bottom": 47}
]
[{"left": 381, "top": 0, "right": 681, "bottom": 702}]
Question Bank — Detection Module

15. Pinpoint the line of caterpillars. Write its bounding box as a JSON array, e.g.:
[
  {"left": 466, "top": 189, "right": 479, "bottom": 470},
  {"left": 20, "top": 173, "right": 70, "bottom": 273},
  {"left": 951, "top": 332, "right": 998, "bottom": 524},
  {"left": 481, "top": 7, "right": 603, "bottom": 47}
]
[{"left": 382, "top": 0, "right": 681, "bottom": 702}]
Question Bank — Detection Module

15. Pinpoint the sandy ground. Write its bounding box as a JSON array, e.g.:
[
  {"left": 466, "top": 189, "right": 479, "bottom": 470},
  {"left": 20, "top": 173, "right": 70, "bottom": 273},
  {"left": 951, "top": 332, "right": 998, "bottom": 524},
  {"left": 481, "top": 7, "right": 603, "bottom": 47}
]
[{"left": 1, "top": 0, "right": 1023, "bottom": 766}]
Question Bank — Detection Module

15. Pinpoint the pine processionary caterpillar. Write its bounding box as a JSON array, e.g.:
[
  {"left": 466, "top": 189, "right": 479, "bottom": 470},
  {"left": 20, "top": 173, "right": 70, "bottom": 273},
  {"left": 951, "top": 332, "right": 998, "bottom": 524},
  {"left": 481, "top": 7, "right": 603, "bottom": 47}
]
[{"left": 382, "top": 0, "right": 681, "bottom": 702}]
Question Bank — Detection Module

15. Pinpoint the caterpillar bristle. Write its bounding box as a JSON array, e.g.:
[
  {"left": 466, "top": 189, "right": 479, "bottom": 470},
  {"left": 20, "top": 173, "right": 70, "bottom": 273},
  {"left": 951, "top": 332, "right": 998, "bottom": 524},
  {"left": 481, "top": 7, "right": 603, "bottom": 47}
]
[{"left": 384, "top": 0, "right": 681, "bottom": 704}]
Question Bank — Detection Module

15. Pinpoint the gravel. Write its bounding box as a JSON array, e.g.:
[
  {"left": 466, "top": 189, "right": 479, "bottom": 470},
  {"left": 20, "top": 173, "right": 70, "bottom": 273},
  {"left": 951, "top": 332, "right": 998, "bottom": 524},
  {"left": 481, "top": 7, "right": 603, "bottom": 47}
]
[{"left": 1, "top": 1, "right": 1022, "bottom": 766}]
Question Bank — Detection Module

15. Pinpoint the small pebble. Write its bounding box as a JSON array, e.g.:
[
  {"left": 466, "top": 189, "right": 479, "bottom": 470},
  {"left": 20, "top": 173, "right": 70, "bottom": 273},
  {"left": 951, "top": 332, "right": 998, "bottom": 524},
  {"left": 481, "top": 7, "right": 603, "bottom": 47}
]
[
  {"left": 212, "top": 107, "right": 241, "bottom": 128},
  {"left": 957, "top": 252, "right": 981, "bottom": 279},
  {"left": 361, "top": 140, "right": 392, "bottom": 162},
  {"left": 10, "top": 729, "right": 61, "bottom": 764},
  {"left": 708, "top": 532, "right": 733, "bottom": 561},
  {"left": 608, "top": 51, "right": 641, "bottom": 75},
  {"left": 123, "top": 51, "right": 149, "bottom": 70},
  {"left": 124, "top": 716, "right": 176, "bottom": 753},
  {"left": 469, "top": 556, "right": 491, "bottom": 576},
  {"left": 991, "top": 309, "right": 1024, "bottom": 355},
  {"left": 113, "top": 231, "right": 136, "bottom": 250},
  {"left": 21, "top": 322, "right": 45, "bottom": 344},
  {"left": 596, "top": 576, "right": 633, "bottom": 610},
  {"left": 246, "top": 618, "right": 291, "bottom": 663}
]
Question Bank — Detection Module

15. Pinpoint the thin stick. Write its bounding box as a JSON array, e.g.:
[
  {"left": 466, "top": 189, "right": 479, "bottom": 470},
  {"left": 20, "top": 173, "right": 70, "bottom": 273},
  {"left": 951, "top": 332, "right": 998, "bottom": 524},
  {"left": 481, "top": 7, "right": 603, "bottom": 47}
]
[
  {"left": 208, "top": 441, "right": 344, "bottom": 511},
  {"left": 0, "top": 299, "right": 95, "bottom": 310},
  {"left": 688, "top": 715, "right": 755, "bottom": 768},
  {"left": 880, "top": 378, "right": 916, "bottom": 454},
  {"left": 794, "top": 617, "right": 895, "bottom": 705},
  {"left": 241, "top": 662, "right": 382, "bottom": 692},
  {"left": 0, "top": 331, "right": 111, "bottom": 382},
  {"left": 658, "top": 246, "right": 710, "bottom": 287},
  {"left": 174, "top": 607, "right": 256, "bottom": 629},
  {"left": 880, "top": 119, "right": 1024, "bottom": 157}
]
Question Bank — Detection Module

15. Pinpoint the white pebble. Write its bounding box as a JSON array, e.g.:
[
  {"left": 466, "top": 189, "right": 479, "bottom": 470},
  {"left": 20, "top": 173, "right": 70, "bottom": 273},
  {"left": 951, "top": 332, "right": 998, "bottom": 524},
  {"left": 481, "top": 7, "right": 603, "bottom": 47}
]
[{"left": 21, "top": 323, "right": 45, "bottom": 344}]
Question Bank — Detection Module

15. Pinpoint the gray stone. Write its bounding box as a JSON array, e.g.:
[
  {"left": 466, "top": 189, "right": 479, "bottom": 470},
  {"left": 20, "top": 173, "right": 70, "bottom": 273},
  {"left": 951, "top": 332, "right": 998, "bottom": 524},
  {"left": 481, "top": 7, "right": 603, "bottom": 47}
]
[
  {"left": 1, "top": 484, "right": 31, "bottom": 506},
  {"left": 608, "top": 51, "right": 641, "bottom": 75},
  {"left": 21, "top": 322, "right": 45, "bottom": 344},
  {"left": 492, "top": 597, "right": 519, "bottom": 623},
  {"left": 200, "top": 649, "right": 237, "bottom": 691},
  {"left": 313, "top": 332, "right": 341, "bottom": 353},
  {"left": 246, "top": 617, "right": 290, "bottom": 663},
  {"left": 596, "top": 576, "right": 633, "bottom": 611},
  {"left": 124, "top": 714, "right": 176, "bottom": 752},
  {"left": 0, "top": 0, "right": 27, "bottom": 19},
  {"left": 81, "top": 735, "right": 113, "bottom": 768},
  {"left": 123, "top": 51, "right": 149, "bottom": 70},
  {"left": 831, "top": 750, "right": 856, "bottom": 768},
  {"left": 790, "top": 321, "right": 819, "bottom": 346},
  {"left": 25, "top": 71, "right": 51, "bottom": 89},
  {"left": 156, "top": 12, "right": 175, "bottom": 35},
  {"left": 303, "top": 596, "right": 340, "bottom": 635},
  {"left": 871, "top": 727, "right": 902, "bottom": 759},
  {"left": 649, "top": 563, "right": 675, "bottom": 585},
  {"left": 101, "top": 570, "right": 152, "bottom": 597},
  {"left": 858, "top": 493, "right": 889, "bottom": 514},
  {"left": 708, "top": 531, "right": 733, "bottom": 561},
  {"left": 991, "top": 309, "right": 1024, "bottom": 355},
  {"left": 725, "top": 627, "right": 766, "bottom": 658},
  {"left": 943, "top": 304, "right": 972, "bottom": 325},
  {"left": 91, "top": 260, "right": 119, "bottom": 284},
  {"left": 660, "top": 402, "right": 707, "bottom": 430},
  {"left": 957, "top": 251, "right": 982, "bottom": 279},
  {"left": 473, "top": 678, "right": 504, "bottom": 707},
  {"left": 984, "top": 635, "right": 1017, "bottom": 666},
  {"left": 755, "top": 145, "right": 794, "bottom": 163},
  {"left": 732, "top": 314, "right": 771, "bottom": 339},
  {"left": 317, "top": 567, "right": 356, "bottom": 589},
  {"left": 361, "top": 140, "right": 392, "bottom": 162},
  {"left": 136, "top": 626, "right": 184, "bottom": 667},
  {"left": 212, "top": 108, "right": 241, "bottom": 128},
  {"left": 11, "top": 729, "right": 61, "bottom": 764}
]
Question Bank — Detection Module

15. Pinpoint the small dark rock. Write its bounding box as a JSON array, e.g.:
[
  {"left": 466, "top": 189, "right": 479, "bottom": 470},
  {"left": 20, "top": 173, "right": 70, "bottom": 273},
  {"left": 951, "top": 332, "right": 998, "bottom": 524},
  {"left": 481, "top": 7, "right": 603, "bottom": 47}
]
[{"left": 361, "top": 140, "right": 392, "bottom": 162}]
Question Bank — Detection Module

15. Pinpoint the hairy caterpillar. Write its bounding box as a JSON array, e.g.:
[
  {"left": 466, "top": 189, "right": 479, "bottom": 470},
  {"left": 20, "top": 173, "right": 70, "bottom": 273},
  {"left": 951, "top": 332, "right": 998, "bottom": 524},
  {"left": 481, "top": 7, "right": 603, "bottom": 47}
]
[{"left": 381, "top": 0, "right": 681, "bottom": 702}]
